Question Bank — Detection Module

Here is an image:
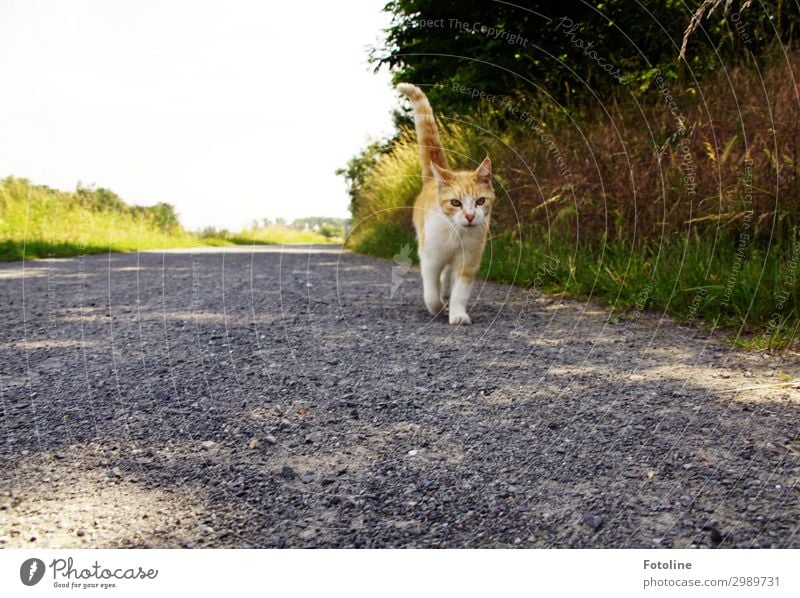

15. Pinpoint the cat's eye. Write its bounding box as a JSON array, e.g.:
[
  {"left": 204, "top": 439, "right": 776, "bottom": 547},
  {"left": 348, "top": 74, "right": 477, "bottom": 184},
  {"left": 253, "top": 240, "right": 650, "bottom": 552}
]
[
  {"left": 476, "top": 197, "right": 486, "bottom": 206},
  {"left": 450, "top": 199, "right": 462, "bottom": 207}
]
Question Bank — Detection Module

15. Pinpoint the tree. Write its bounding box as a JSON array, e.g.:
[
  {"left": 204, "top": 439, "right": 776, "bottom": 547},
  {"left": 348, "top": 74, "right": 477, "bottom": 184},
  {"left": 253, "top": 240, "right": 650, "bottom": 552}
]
[
  {"left": 372, "top": 0, "right": 799, "bottom": 114},
  {"left": 148, "top": 202, "right": 181, "bottom": 232},
  {"left": 336, "top": 139, "right": 394, "bottom": 214}
]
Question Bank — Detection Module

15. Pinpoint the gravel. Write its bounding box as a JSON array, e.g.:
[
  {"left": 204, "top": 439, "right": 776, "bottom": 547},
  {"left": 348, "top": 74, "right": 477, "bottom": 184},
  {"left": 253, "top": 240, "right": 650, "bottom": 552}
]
[{"left": 0, "top": 245, "right": 798, "bottom": 548}]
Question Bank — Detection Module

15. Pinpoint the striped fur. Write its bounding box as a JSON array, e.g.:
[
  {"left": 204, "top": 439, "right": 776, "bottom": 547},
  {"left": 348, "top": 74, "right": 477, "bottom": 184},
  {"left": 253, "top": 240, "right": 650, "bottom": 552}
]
[{"left": 396, "top": 83, "right": 450, "bottom": 179}]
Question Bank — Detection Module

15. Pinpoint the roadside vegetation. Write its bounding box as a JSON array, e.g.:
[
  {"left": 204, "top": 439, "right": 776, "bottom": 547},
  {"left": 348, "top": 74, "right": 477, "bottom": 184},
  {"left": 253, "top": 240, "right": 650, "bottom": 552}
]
[
  {"left": 341, "top": 0, "right": 800, "bottom": 347},
  {"left": 0, "top": 177, "right": 341, "bottom": 261}
]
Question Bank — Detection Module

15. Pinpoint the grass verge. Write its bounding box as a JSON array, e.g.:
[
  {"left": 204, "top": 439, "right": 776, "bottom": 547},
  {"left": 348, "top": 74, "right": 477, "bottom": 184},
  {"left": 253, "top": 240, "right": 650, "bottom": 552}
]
[
  {"left": 1, "top": 177, "right": 339, "bottom": 261},
  {"left": 349, "top": 220, "right": 800, "bottom": 348}
]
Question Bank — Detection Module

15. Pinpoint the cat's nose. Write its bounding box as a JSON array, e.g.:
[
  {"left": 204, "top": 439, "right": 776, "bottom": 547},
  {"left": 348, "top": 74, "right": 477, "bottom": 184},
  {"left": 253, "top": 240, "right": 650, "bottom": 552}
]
[{"left": 465, "top": 212, "right": 475, "bottom": 223}]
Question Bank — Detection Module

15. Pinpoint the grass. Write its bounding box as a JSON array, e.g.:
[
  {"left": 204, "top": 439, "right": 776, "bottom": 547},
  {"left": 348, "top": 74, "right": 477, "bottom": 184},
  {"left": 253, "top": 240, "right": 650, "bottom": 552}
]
[
  {"left": 0, "top": 176, "right": 216, "bottom": 261},
  {"left": 0, "top": 177, "right": 339, "bottom": 261},
  {"left": 483, "top": 229, "right": 799, "bottom": 343},
  {"left": 0, "top": 237, "right": 226, "bottom": 262},
  {"left": 227, "top": 225, "right": 340, "bottom": 246},
  {"left": 345, "top": 46, "right": 800, "bottom": 347},
  {"left": 350, "top": 219, "right": 800, "bottom": 347}
]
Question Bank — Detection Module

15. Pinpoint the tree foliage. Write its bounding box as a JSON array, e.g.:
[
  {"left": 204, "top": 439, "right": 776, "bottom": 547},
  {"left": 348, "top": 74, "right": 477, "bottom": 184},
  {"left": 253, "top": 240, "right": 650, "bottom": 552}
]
[{"left": 372, "top": 0, "right": 799, "bottom": 114}]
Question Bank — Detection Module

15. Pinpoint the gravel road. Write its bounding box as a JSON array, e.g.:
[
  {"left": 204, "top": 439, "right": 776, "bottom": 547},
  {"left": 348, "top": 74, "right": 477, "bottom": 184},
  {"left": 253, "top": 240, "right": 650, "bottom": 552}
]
[{"left": 1, "top": 245, "right": 798, "bottom": 548}]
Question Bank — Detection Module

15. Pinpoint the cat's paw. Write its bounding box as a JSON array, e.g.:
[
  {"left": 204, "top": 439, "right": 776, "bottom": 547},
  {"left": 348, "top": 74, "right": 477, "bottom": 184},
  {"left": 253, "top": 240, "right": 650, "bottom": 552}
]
[
  {"left": 425, "top": 296, "right": 444, "bottom": 315},
  {"left": 449, "top": 312, "right": 471, "bottom": 325}
]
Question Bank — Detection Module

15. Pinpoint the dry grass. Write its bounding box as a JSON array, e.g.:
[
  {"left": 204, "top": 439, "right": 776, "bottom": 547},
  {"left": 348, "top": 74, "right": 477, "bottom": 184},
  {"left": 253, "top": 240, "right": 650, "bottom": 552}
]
[{"left": 490, "top": 46, "right": 799, "bottom": 243}]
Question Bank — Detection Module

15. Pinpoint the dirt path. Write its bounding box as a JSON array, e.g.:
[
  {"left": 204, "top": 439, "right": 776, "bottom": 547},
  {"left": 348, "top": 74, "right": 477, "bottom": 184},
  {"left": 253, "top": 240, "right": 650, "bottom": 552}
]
[{"left": 0, "top": 245, "right": 798, "bottom": 548}]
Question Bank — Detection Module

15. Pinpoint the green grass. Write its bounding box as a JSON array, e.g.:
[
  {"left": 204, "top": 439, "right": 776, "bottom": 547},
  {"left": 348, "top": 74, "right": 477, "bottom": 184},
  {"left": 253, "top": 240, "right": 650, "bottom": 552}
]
[
  {"left": 228, "top": 225, "right": 340, "bottom": 246},
  {"left": 0, "top": 176, "right": 340, "bottom": 261},
  {"left": 0, "top": 176, "right": 215, "bottom": 261},
  {"left": 0, "top": 236, "right": 229, "bottom": 262},
  {"left": 348, "top": 219, "right": 416, "bottom": 262},
  {"left": 349, "top": 217, "right": 800, "bottom": 347},
  {"left": 483, "top": 228, "right": 799, "bottom": 341}
]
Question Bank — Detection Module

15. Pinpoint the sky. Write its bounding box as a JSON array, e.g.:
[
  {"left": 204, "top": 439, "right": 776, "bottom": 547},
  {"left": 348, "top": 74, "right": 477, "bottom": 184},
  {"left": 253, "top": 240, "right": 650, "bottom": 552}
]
[{"left": 0, "top": 0, "right": 397, "bottom": 230}]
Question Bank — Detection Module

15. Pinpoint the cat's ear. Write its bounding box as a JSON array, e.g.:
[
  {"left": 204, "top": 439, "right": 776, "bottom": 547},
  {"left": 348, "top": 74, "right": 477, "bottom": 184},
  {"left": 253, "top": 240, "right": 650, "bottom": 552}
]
[
  {"left": 430, "top": 162, "right": 450, "bottom": 187},
  {"left": 475, "top": 156, "right": 492, "bottom": 185}
]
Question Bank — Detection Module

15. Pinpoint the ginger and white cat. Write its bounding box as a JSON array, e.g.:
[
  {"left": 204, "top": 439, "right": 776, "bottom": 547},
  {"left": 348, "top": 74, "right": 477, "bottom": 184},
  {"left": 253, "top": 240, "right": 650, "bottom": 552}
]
[{"left": 397, "top": 83, "right": 494, "bottom": 325}]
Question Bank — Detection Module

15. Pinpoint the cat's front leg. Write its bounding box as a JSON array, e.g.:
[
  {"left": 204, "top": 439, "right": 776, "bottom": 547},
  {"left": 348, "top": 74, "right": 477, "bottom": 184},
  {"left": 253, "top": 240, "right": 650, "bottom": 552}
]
[
  {"left": 448, "top": 273, "right": 473, "bottom": 325},
  {"left": 439, "top": 263, "right": 452, "bottom": 304},
  {"left": 420, "top": 255, "right": 444, "bottom": 315}
]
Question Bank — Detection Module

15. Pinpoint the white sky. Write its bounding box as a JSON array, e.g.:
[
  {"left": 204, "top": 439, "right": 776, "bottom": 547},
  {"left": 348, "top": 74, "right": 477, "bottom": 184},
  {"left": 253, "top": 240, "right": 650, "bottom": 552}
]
[{"left": 0, "top": 0, "right": 396, "bottom": 230}]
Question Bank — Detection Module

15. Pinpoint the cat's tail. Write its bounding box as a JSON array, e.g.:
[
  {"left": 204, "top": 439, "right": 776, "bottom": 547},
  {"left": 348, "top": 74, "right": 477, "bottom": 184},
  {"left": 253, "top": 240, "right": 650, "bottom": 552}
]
[{"left": 396, "top": 83, "right": 450, "bottom": 179}]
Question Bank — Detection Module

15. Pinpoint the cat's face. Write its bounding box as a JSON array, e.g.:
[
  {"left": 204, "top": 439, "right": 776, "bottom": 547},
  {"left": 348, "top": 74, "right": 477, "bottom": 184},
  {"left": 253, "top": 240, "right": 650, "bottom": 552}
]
[{"left": 431, "top": 158, "right": 494, "bottom": 230}]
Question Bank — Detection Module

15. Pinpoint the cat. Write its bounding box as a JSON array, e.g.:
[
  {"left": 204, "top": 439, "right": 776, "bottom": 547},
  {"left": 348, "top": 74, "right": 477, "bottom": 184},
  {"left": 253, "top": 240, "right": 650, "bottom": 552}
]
[{"left": 396, "top": 83, "right": 494, "bottom": 325}]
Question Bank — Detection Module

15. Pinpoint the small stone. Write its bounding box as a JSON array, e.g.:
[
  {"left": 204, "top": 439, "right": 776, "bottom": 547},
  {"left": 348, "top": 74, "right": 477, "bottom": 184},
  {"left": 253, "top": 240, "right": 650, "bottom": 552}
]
[
  {"left": 280, "top": 465, "right": 296, "bottom": 480},
  {"left": 264, "top": 435, "right": 277, "bottom": 445},
  {"left": 305, "top": 431, "right": 323, "bottom": 444},
  {"left": 408, "top": 449, "right": 418, "bottom": 456},
  {"left": 76, "top": 529, "right": 86, "bottom": 537},
  {"left": 300, "top": 528, "right": 316, "bottom": 540},
  {"left": 301, "top": 472, "right": 315, "bottom": 484},
  {"left": 248, "top": 438, "right": 259, "bottom": 450},
  {"left": 111, "top": 467, "right": 122, "bottom": 477},
  {"left": 201, "top": 440, "right": 216, "bottom": 449},
  {"left": 583, "top": 514, "right": 603, "bottom": 530},
  {"left": 336, "top": 464, "right": 348, "bottom": 475},
  {"left": 321, "top": 477, "right": 336, "bottom": 486}
]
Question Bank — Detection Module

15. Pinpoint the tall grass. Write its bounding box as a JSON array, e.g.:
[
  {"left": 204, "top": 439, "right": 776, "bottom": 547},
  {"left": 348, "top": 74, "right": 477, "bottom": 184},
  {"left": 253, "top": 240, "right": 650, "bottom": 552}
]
[
  {"left": 0, "top": 176, "right": 214, "bottom": 261},
  {"left": 346, "top": 47, "right": 800, "bottom": 345},
  {"left": 0, "top": 177, "right": 339, "bottom": 261}
]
